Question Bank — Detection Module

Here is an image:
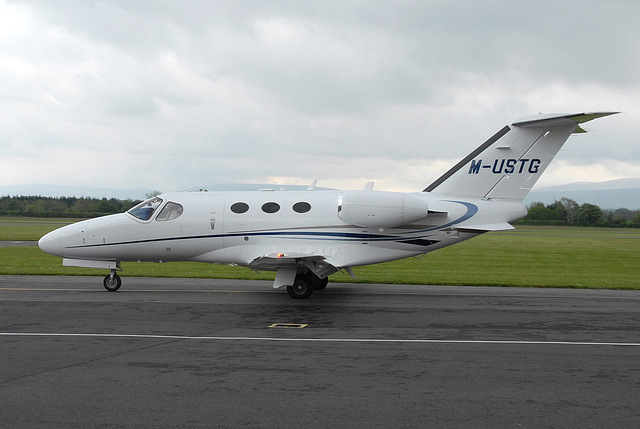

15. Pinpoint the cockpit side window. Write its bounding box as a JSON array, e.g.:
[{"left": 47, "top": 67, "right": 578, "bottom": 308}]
[
  {"left": 128, "top": 197, "right": 164, "bottom": 221},
  {"left": 156, "top": 202, "right": 184, "bottom": 221}
]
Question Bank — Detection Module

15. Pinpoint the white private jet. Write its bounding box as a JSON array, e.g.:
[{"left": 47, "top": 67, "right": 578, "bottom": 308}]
[{"left": 39, "top": 112, "right": 617, "bottom": 298}]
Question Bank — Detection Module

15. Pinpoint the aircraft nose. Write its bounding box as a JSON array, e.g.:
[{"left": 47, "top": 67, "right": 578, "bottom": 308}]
[{"left": 38, "top": 229, "right": 62, "bottom": 257}]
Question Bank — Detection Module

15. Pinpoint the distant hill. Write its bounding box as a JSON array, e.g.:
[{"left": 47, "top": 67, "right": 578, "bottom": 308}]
[{"left": 525, "top": 178, "right": 640, "bottom": 209}]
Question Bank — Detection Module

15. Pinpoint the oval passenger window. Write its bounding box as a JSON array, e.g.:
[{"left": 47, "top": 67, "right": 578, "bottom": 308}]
[
  {"left": 293, "top": 202, "right": 311, "bottom": 213},
  {"left": 230, "top": 202, "right": 249, "bottom": 214},
  {"left": 261, "top": 202, "right": 280, "bottom": 214}
]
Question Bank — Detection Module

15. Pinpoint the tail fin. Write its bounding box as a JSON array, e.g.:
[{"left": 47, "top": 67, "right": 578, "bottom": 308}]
[{"left": 424, "top": 112, "right": 618, "bottom": 202}]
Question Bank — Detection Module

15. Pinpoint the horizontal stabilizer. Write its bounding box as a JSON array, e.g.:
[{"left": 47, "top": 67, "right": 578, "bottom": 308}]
[{"left": 512, "top": 112, "right": 618, "bottom": 133}]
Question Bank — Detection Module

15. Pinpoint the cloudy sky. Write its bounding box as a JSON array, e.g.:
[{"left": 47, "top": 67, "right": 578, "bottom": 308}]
[{"left": 1, "top": 0, "right": 639, "bottom": 193}]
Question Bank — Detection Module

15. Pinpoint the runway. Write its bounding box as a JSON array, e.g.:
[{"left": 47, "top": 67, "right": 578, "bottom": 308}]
[{"left": 2, "top": 276, "right": 640, "bottom": 428}]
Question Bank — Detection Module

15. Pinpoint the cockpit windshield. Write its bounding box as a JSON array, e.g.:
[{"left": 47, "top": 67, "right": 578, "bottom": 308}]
[{"left": 128, "top": 197, "right": 163, "bottom": 221}]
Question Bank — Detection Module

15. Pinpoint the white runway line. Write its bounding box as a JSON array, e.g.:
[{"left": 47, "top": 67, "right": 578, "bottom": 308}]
[{"left": 1, "top": 332, "right": 640, "bottom": 347}]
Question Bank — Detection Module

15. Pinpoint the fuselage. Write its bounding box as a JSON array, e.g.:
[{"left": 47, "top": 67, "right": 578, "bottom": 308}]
[{"left": 38, "top": 189, "right": 527, "bottom": 270}]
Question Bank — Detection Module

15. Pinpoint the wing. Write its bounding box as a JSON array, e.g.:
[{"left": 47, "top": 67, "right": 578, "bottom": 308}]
[
  {"left": 250, "top": 252, "right": 325, "bottom": 270},
  {"left": 249, "top": 252, "right": 339, "bottom": 288}
]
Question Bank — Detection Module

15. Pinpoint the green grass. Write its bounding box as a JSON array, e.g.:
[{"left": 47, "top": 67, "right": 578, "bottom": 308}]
[
  {"left": 0, "top": 217, "right": 82, "bottom": 241},
  {"left": 1, "top": 217, "right": 639, "bottom": 289}
]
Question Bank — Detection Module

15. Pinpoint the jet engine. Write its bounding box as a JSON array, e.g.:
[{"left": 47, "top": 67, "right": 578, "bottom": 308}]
[{"left": 337, "top": 191, "right": 429, "bottom": 229}]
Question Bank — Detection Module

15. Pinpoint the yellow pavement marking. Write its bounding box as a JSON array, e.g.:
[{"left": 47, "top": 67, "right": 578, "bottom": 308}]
[{"left": 269, "top": 323, "right": 308, "bottom": 328}]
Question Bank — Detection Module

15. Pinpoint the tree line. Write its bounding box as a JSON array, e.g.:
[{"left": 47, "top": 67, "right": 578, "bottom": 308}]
[
  {"left": 1, "top": 194, "right": 640, "bottom": 227},
  {"left": 0, "top": 195, "right": 141, "bottom": 218},
  {"left": 519, "top": 197, "right": 640, "bottom": 228}
]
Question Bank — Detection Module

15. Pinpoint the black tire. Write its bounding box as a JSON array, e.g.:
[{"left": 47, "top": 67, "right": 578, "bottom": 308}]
[
  {"left": 103, "top": 274, "right": 122, "bottom": 291},
  {"left": 313, "top": 277, "right": 329, "bottom": 290},
  {"left": 304, "top": 272, "right": 329, "bottom": 290},
  {"left": 287, "top": 278, "right": 313, "bottom": 299}
]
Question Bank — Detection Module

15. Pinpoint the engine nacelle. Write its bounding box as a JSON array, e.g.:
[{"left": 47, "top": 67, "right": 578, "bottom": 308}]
[{"left": 337, "top": 191, "right": 429, "bottom": 229}]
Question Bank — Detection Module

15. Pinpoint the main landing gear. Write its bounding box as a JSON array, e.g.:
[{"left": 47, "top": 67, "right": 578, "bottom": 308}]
[{"left": 286, "top": 272, "right": 329, "bottom": 299}]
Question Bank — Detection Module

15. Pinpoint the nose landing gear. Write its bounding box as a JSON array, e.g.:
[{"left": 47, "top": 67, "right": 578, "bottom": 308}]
[{"left": 103, "top": 270, "right": 122, "bottom": 291}]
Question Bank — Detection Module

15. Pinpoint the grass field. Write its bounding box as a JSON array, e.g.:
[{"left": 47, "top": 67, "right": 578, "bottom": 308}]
[
  {"left": 1, "top": 217, "right": 639, "bottom": 289},
  {"left": 0, "top": 217, "right": 83, "bottom": 241}
]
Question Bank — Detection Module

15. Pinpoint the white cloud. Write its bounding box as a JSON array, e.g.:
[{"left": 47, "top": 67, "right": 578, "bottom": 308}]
[{"left": 0, "top": 0, "right": 638, "bottom": 194}]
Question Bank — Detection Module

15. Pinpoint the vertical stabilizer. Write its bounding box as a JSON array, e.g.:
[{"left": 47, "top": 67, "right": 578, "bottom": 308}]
[{"left": 424, "top": 112, "right": 618, "bottom": 202}]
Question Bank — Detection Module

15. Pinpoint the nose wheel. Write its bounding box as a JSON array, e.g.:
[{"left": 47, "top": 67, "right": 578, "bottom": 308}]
[{"left": 103, "top": 273, "right": 122, "bottom": 291}]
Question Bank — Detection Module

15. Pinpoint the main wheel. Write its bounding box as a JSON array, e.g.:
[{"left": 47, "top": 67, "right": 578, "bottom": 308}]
[
  {"left": 287, "top": 278, "right": 313, "bottom": 299},
  {"left": 313, "top": 277, "right": 329, "bottom": 290},
  {"left": 306, "top": 272, "right": 329, "bottom": 290},
  {"left": 103, "top": 274, "right": 122, "bottom": 291}
]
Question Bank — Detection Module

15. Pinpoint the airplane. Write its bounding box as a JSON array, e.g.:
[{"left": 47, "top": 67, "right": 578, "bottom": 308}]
[{"left": 38, "top": 112, "right": 617, "bottom": 299}]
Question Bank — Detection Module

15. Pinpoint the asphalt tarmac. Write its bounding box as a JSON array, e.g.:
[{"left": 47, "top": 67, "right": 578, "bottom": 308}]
[{"left": 1, "top": 276, "right": 639, "bottom": 428}]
